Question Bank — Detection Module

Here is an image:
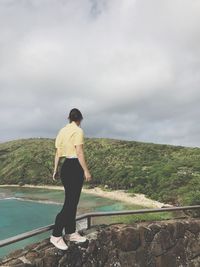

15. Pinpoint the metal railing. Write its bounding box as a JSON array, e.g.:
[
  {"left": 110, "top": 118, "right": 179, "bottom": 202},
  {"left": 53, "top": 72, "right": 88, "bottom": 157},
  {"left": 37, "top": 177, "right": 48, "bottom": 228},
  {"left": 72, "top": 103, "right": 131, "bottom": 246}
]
[{"left": 0, "top": 205, "right": 200, "bottom": 248}]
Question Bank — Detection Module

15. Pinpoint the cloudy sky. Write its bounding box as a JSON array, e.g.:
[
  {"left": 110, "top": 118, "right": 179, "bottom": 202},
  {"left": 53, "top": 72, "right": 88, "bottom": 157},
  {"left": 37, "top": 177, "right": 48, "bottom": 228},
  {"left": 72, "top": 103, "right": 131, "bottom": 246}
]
[{"left": 0, "top": 0, "right": 200, "bottom": 147}]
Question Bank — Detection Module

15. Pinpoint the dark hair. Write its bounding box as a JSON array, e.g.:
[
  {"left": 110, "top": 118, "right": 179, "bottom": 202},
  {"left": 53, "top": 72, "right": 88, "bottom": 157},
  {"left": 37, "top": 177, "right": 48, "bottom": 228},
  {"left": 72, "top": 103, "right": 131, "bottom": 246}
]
[{"left": 68, "top": 108, "right": 83, "bottom": 122}]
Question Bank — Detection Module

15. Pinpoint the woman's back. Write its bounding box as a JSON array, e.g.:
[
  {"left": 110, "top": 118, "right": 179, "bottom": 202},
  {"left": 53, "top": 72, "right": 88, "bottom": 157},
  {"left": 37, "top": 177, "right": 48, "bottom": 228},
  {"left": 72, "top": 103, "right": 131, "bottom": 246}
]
[{"left": 55, "top": 121, "right": 84, "bottom": 158}]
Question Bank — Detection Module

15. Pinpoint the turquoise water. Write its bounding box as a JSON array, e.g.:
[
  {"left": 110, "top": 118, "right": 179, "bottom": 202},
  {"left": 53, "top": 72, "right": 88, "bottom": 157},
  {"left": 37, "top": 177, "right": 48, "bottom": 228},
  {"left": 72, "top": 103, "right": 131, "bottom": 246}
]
[{"left": 0, "top": 186, "right": 145, "bottom": 258}]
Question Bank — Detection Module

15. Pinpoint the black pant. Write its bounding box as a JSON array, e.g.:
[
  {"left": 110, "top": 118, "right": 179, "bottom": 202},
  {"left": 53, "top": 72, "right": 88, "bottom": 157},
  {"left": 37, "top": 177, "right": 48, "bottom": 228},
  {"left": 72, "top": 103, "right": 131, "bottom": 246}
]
[{"left": 52, "top": 158, "right": 84, "bottom": 236}]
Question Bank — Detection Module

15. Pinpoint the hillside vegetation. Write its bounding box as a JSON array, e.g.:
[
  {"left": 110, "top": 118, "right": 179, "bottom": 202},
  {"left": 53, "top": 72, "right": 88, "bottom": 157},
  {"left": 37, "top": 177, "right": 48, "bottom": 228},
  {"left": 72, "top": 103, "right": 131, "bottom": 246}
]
[{"left": 1, "top": 137, "right": 200, "bottom": 206}]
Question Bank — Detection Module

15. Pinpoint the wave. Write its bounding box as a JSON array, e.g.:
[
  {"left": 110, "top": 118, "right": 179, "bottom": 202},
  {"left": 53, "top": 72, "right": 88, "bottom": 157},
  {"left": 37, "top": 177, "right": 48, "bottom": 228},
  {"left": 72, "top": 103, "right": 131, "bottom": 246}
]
[
  {"left": 0, "top": 197, "right": 62, "bottom": 205},
  {"left": 0, "top": 197, "right": 18, "bottom": 200}
]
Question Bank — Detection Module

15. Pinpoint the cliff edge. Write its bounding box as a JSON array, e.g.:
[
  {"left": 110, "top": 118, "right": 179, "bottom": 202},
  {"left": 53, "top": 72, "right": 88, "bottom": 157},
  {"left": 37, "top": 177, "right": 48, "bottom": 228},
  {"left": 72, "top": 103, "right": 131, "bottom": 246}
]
[{"left": 1, "top": 218, "right": 200, "bottom": 267}]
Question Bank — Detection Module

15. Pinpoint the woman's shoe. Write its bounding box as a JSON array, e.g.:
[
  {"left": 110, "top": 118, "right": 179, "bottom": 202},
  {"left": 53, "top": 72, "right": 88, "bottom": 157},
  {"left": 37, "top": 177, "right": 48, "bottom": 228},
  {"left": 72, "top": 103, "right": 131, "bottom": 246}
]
[
  {"left": 50, "top": 235, "right": 68, "bottom": 250},
  {"left": 66, "top": 231, "right": 87, "bottom": 243}
]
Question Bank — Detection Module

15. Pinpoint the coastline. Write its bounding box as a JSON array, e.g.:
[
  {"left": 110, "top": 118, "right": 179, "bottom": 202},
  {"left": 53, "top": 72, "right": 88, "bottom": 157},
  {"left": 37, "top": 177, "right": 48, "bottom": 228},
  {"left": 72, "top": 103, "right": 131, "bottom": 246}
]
[{"left": 0, "top": 184, "right": 173, "bottom": 208}]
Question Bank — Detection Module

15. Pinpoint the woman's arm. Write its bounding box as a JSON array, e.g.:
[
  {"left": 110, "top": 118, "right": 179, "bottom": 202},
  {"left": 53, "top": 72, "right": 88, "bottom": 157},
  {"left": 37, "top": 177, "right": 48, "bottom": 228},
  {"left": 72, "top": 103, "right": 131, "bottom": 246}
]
[
  {"left": 75, "top": 144, "right": 92, "bottom": 181},
  {"left": 52, "top": 149, "right": 61, "bottom": 181}
]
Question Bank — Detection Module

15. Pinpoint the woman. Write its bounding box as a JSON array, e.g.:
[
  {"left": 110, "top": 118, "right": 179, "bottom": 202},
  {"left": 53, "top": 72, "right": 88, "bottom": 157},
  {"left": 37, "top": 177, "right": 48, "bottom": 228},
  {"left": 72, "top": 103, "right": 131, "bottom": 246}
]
[{"left": 50, "top": 108, "right": 92, "bottom": 250}]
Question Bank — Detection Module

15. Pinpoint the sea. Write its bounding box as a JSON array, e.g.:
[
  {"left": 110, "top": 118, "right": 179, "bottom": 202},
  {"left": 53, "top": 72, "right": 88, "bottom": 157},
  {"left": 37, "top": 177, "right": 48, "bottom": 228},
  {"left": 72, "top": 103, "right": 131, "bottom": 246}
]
[{"left": 0, "top": 186, "right": 145, "bottom": 259}]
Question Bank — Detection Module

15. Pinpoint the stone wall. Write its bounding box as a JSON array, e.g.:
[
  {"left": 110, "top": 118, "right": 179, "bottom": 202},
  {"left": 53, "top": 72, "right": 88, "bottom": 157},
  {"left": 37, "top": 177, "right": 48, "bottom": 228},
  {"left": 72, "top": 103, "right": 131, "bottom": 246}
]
[{"left": 1, "top": 218, "right": 200, "bottom": 267}]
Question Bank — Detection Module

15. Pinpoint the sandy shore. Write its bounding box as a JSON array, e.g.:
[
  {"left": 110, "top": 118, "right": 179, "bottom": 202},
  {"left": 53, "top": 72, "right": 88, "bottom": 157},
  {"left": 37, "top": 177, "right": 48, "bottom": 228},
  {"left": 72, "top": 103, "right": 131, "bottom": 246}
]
[
  {"left": 82, "top": 187, "right": 173, "bottom": 208},
  {"left": 0, "top": 184, "right": 173, "bottom": 208}
]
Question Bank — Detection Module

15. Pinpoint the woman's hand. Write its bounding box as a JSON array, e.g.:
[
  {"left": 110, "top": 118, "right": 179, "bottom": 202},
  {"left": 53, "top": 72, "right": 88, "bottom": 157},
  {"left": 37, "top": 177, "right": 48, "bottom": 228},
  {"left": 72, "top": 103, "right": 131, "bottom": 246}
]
[
  {"left": 52, "top": 170, "right": 58, "bottom": 181},
  {"left": 53, "top": 148, "right": 61, "bottom": 181},
  {"left": 84, "top": 169, "right": 92, "bottom": 181},
  {"left": 76, "top": 144, "right": 92, "bottom": 182}
]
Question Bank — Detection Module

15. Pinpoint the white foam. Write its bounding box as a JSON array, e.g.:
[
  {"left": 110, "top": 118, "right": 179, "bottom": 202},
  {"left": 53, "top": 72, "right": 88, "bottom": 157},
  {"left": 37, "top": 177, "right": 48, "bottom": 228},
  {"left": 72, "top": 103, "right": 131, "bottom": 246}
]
[{"left": 0, "top": 197, "right": 62, "bottom": 205}]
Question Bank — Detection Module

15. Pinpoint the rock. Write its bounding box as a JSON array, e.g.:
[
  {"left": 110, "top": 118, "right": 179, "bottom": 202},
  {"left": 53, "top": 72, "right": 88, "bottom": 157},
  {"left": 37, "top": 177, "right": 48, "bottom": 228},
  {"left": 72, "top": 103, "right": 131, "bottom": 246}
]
[
  {"left": 3, "top": 248, "right": 24, "bottom": 259},
  {"left": 25, "top": 251, "right": 39, "bottom": 261},
  {"left": 116, "top": 226, "right": 141, "bottom": 251},
  {"left": 170, "top": 238, "right": 187, "bottom": 266},
  {"left": 190, "top": 255, "right": 200, "bottom": 267},
  {"left": 155, "top": 251, "right": 177, "bottom": 267},
  {"left": 187, "top": 221, "right": 200, "bottom": 234},
  {"left": 138, "top": 226, "right": 155, "bottom": 245},
  {"left": 86, "top": 239, "right": 98, "bottom": 254},
  {"left": 118, "top": 250, "right": 137, "bottom": 267},
  {"left": 148, "top": 223, "right": 162, "bottom": 235},
  {"left": 1, "top": 258, "right": 24, "bottom": 266},
  {"left": 34, "top": 239, "right": 51, "bottom": 251},
  {"left": 172, "top": 221, "right": 186, "bottom": 239},
  {"left": 150, "top": 229, "right": 175, "bottom": 256},
  {"left": 186, "top": 233, "right": 200, "bottom": 260},
  {"left": 104, "top": 248, "right": 121, "bottom": 267}
]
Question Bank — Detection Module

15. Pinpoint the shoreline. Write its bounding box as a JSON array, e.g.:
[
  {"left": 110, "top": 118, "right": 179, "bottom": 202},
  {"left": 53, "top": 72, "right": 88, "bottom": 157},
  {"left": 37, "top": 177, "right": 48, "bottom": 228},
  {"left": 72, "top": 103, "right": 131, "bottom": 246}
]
[{"left": 0, "top": 184, "right": 173, "bottom": 208}]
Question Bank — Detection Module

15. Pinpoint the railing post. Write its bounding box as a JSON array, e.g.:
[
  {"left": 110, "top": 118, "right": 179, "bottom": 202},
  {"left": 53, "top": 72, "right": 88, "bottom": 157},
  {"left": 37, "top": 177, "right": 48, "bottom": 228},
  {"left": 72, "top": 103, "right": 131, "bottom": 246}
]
[{"left": 87, "top": 216, "right": 91, "bottom": 229}]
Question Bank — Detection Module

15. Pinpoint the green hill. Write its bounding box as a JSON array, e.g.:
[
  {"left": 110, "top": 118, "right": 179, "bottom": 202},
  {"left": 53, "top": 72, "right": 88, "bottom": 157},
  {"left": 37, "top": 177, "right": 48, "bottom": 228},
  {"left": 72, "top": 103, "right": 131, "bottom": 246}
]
[{"left": 1, "top": 137, "right": 200, "bottom": 206}]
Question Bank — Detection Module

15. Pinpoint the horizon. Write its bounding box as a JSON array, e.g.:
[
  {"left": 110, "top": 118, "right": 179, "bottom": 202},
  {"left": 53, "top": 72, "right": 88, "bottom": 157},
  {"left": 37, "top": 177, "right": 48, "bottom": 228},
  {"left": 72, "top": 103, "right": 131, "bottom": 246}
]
[{"left": 1, "top": 135, "right": 199, "bottom": 149}]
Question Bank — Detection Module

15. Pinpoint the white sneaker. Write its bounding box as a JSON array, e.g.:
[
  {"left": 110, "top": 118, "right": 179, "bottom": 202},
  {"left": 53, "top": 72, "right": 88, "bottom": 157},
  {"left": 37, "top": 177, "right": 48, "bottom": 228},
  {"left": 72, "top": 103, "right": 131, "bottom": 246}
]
[
  {"left": 50, "top": 235, "right": 68, "bottom": 250},
  {"left": 66, "top": 231, "right": 87, "bottom": 243}
]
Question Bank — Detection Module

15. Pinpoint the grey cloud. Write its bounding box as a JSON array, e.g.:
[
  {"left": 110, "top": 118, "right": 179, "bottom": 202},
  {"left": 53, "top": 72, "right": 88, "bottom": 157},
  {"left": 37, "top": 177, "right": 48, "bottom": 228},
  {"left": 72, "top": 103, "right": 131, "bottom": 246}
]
[{"left": 0, "top": 0, "right": 200, "bottom": 147}]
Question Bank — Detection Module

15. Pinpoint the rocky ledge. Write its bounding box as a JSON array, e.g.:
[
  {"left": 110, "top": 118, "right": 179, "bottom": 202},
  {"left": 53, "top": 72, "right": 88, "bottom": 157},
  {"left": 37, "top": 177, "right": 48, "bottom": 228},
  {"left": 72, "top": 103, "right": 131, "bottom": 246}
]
[{"left": 1, "top": 218, "right": 200, "bottom": 267}]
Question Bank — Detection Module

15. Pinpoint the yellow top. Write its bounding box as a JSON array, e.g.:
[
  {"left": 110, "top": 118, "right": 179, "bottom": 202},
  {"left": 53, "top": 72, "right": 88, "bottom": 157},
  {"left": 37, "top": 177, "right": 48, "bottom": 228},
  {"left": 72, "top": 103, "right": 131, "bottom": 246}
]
[{"left": 55, "top": 121, "right": 84, "bottom": 157}]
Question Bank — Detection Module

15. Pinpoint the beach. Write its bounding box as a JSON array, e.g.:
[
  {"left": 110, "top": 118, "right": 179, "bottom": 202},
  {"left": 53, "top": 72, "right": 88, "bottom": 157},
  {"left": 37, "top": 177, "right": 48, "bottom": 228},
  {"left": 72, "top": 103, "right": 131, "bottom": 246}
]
[{"left": 0, "top": 184, "right": 172, "bottom": 208}]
